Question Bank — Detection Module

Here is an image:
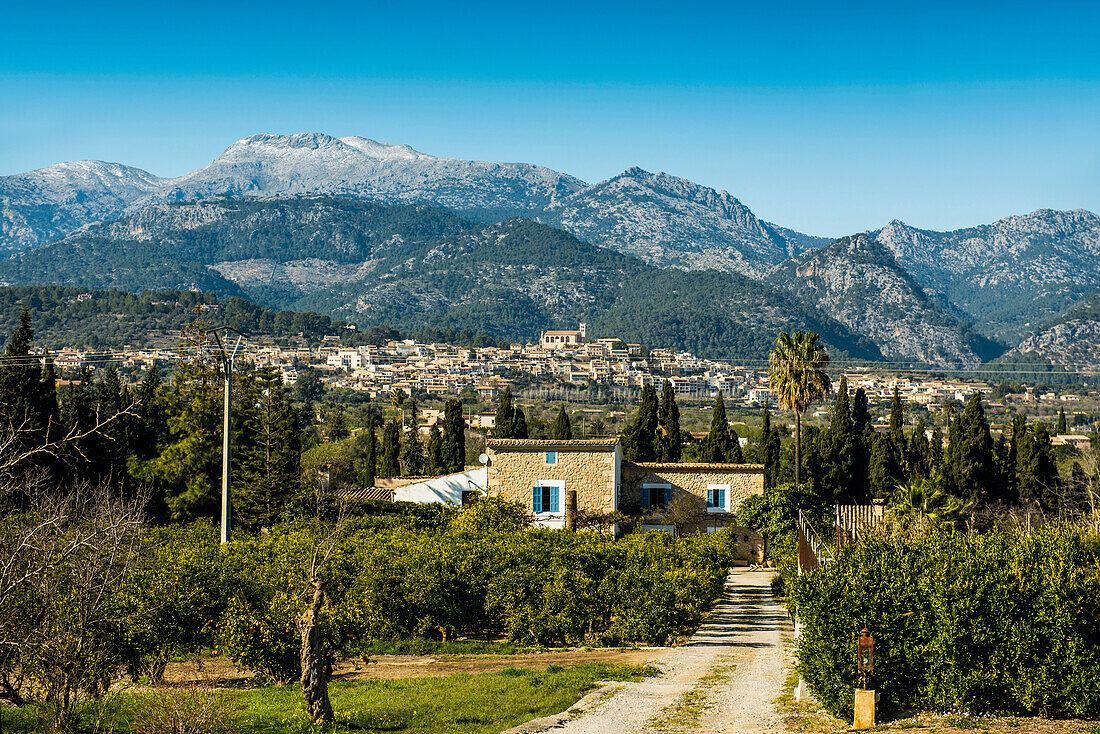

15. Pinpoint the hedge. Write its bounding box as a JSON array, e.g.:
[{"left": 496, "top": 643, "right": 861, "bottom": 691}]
[{"left": 791, "top": 526, "right": 1100, "bottom": 720}]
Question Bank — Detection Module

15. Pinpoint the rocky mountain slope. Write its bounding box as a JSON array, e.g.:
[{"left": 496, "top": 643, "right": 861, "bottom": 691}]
[
  {"left": 767, "top": 234, "right": 1003, "bottom": 368},
  {"left": 0, "top": 161, "right": 164, "bottom": 252},
  {"left": 0, "top": 197, "right": 881, "bottom": 361},
  {"left": 543, "top": 167, "right": 828, "bottom": 276},
  {"left": 0, "top": 133, "right": 824, "bottom": 278},
  {"left": 1000, "top": 286, "right": 1100, "bottom": 370},
  {"left": 873, "top": 209, "right": 1100, "bottom": 342}
]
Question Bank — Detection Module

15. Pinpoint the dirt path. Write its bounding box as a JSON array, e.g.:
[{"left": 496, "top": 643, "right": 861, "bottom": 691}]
[{"left": 523, "top": 569, "right": 790, "bottom": 734}]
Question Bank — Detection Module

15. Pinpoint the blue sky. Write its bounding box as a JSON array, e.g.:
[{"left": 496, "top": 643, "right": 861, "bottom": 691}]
[{"left": 2, "top": 0, "right": 1098, "bottom": 236}]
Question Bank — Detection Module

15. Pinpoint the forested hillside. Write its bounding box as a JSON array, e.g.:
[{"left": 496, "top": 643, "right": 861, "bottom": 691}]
[
  {"left": 0, "top": 198, "right": 881, "bottom": 360},
  {"left": 0, "top": 286, "right": 347, "bottom": 350}
]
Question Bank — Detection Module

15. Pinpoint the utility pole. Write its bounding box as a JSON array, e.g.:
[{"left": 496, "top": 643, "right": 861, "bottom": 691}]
[{"left": 207, "top": 327, "right": 247, "bottom": 544}]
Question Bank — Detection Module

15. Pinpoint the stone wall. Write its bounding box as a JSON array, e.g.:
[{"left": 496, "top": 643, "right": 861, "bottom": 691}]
[
  {"left": 623, "top": 462, "right": 765, "bottom": 561},
  {"left": 486, "top": 440, "right": 619, "bottom": 515}
]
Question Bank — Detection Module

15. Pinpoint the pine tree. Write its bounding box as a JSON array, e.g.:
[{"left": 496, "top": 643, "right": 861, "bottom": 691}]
[
  {"left": 701, "top": 392, "right": 732, "bottom": 462},
  {"left": 622, "top": 384, "right": 658, "bottom": 462},
  {"left": 551, "top": 404, "right": 573, "bottom": 440},
  {"left": 657, "top": 380, "right": 682, "bottom": 462},
  {"left": 1057, "top": 407, "right": 1068, "bottom": 435},
  {"left": 326, "top": 404, "right": 349, "bottom": 442},
  {"left": 400, "top": 426, "right": 425, "bottom": 476},
  {"left": 133, "top": 318, "right": 223, "bottom": 521},
  {"left": 234, "top": 366, "right": 301, "bottom": 529},
  {"left": 442, "top": 398, "right": 465, "bottom": 473},
  {"left": 426, "top": 425, "right": 444, "bottom": 474},
  {"left": 380, "top": 419, "right": 401, "bottom": 478},
  {"left": 0, "top": 307, "right": 55, "bottom": 450}
]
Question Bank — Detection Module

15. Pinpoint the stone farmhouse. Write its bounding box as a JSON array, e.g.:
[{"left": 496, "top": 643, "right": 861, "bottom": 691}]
[{"left": 485, "top": 438, "right": 765, "bottom": 562}]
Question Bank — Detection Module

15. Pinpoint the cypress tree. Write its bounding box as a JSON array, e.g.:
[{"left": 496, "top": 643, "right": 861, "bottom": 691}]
[
  {"left": 511, "top": 407, "right": 528, "bottom": 439},
  {"left": 701, "top": 392, "right": 732, "bottom": 462},
  {"left": 942, "top": 393, "right": 996, "bottom": 504},
  {"left": 442, "top": 398, "right": 465, "bottom": 473},
  {"left": 381, "top": 419, "right": 401, "bottom": 478},
  {"left": 1056, "top": 407, "right": 1068, "bottom": 435},
  {"left": 493, "top": 387, "right": 517, "bottom": 439},
  {"left": 400, "top": 426, "right": 425, "bottom": 476},
  {"left": 762, "top": 402, "right": 782, "bottom": 491},
  {"left": 622, "top": 384, "right": 658, "bottom": 462},
  {"left": 822, "top": 377, "right": 856, "bottom": 502},
  {"left": 1007, "top": 412, "right": 1027, "bottom": 500},
  {"left": 850, "top": 386, "right": 873, "bottom": 500},
  {"left": 727, "top": 427, "right": 744, "bottom": 463},
  {"left": 657, "top": 380, "right": 681, "bottom": 462},
  {"left": 908, "top": 418, "right": 930, "bottom": 479},
  {"left": 359, "top": 426, "right": 377, "bottom": 488},
  {"left": 869, "top": 432, "right": 904, "bottom": 499},
  {"left": 426, "top": 425, "right": 444, "bottom": 474},
  {"left": 1016, "top": 423, "right": 1059, "bottom": 509},
  {"left": 929, "top": 423, "right": 944, "bottom": 470},
  {"left": 552, "top": 404, "right": 573, "bottom": 440},
  {"left": 889, "top": 386, "right": 905, "bottom": 450}
]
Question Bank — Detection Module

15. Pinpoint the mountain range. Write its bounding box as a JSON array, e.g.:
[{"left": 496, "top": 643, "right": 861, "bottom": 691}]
[{"left": 1, "top": 132, "right": 1098, "bottom": 368}]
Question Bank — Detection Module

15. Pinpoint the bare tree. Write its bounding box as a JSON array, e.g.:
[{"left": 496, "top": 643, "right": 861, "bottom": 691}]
[
  {"left": 0, "top": 482, "right": 147, "bottom": 731},
  {"left": 298, "top": 503, "right": 347, "bottom": 725}
]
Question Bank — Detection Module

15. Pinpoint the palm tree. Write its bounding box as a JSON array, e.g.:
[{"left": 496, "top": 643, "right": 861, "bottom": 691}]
[
  {"left": 768, "top": 331, "right": 831, "bottom": 486},
  {"left": 390, "top": 387, "right": 408, "bottom": 428},
  {"left": 886, "top": 477, "right": 969, "bottom": 534}
]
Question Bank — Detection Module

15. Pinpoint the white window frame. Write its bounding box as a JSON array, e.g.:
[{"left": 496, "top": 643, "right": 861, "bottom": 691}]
[
  {"left": 533, "top": 480, "right": 565, "bottom": 517},
  {"left": 706, "top": 484, "right": 731, "bottom": 513}
]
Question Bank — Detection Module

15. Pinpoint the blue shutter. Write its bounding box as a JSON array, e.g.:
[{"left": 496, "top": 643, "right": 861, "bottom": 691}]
[
  {"left": 533, "top": 486, "right": 541, "bottom": 513},
  {"left": 664, "top": 487, "right": 672, "bottom": 507},
  {"left": 641, "top": 487, "right": 650, "bottom": 508},
  {"left": 550, "top": 485, "right": 560, "bottom": 513},
  {"left": 707, "top": 488, "right": 715, "bottom": 507},
  {"left": 717, "top": 489, "right": 726, "bottom": 511}
]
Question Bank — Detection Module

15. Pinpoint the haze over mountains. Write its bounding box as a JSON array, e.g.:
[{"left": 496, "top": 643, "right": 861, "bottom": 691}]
[{"left": 1, "top": 132, "right": 1098, "bottom": 367}]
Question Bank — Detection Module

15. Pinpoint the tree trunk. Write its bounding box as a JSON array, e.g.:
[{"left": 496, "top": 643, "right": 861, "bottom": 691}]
[
  {"left": 794, "top": 411, "right": 802, "bottom": 486},
  {"left": 299, "top": 578, "right": 334, "bottom": 725}
]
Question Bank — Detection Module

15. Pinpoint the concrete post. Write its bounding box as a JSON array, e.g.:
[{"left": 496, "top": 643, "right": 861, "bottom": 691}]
[
  {"left": 220, "top": 357, "right": 233, "bottom": 545},
  {"left": 853, "top": 689, "right": 876, "bottom": 729},
  {"left": 565, "top": 489, "right": 578, "bottom": 531}
]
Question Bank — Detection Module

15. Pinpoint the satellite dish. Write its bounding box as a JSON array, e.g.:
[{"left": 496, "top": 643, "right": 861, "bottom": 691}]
[{"left": 478, "top": 453, "right": 489, "bottom": 465}]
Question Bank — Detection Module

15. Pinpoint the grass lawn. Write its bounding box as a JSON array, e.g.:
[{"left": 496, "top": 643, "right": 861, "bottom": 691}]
[{"left": 1, "top": 663, "right": 658, "bottom": 733}]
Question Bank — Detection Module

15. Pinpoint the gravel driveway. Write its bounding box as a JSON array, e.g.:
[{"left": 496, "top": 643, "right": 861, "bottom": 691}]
[{"left": 511, "top": 569, "right": 791, "bottom": 734}]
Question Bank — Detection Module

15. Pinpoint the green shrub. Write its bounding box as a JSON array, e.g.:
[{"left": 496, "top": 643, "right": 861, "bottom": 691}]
[{"left": 792, "top": 525, "right": 1100, "bottom": 720}]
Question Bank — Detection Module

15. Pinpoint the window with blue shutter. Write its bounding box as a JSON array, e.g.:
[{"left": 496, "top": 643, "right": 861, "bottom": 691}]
[
  {"left": 642, "top": 484, "right": 671, "bottom": 510},
  {"left": 545, "top": 451, "right": 557, "bottom": 465},
  {"left": 534, "top": 482, "right": 563, "bottom": 514},
  {"left": 707, "top": 485, "right": 729, "bottom": 512}
]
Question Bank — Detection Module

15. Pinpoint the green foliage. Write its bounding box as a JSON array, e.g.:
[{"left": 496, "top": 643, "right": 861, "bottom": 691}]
[
  {"left": 119, "top": 520, "right": 226, "bottom": 681},
  {"left": 792, "top": 526, "right": 1100, "bottom": 720},
  {"left": 441, "top": 398, "right": 465, "bottom": 473},
  {"left": 656, "top": 380, "right": 682, "bottom": 462},
  {"left": 621, "top": 383, "right": 658, "bottom": 462},
  {"left": 942, "top": 393, "right": 996, "bottom": 504},
  {"left": 551, "top": 404, "right": 573, "bottom": 441}
]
